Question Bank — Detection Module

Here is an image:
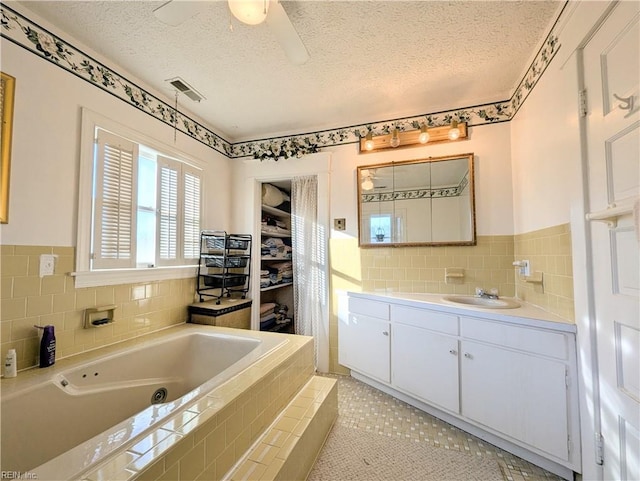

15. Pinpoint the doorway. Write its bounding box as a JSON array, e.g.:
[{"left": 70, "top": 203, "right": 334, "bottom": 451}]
[
  {"left": 232, "top": 153, "right": 332, "bottom": 372},
  {"left": 258, "top": 180, "right": 295, "bottom": 334}
]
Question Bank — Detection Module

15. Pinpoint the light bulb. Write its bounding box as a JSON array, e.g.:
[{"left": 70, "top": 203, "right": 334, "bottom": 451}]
[
  {"left": 364, "top": 132, "right": 374, "bottom": 151},
  {"left": 390, "top": 129, "right": 400, "bottom": 148},
  {"left": 419, "top": 125, "right": 430, "bottom": 144},
  {"left": 228, "top": 0, "right": 269, "bottom": 25},
  {"left": 448, "top": 121, "right": 460, "bottom": 140},
  {"left": 361, "top": 178, "right": 374, "bottom": 191}
]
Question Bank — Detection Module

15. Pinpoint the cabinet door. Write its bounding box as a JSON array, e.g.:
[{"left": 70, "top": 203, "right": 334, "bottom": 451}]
[
  {"left": 392, "top": 323, "right": 459, "bottom": 413},
  {"left": 460, "top": 340, "right": 569, "bottom": 461},
  {"left": 339, "top": 313, "right": 390, "bottom": 383}
]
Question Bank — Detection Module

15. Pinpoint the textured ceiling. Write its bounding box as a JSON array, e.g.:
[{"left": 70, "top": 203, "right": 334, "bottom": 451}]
[{"left": 17, "top": 0, "right": 562, "bottom": 142}]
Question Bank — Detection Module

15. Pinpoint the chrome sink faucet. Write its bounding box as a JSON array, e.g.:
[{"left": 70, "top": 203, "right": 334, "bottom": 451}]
[{"left": 475, "top": 287, "right": 499, "bottom": 299}]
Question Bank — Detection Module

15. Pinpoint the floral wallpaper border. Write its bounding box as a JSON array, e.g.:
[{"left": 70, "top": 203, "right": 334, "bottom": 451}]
[
  {"left": 362, "top": 186, "right": 462, "bottom": 202},
  {"left": 1, "top": 3, "right": 562, "bottom": 162},
  {"left": 0, "top": 5, "right": 233, "bottom": 157},
  {"left": 362, "top": 173, "right": 468, "bottom": 202}
]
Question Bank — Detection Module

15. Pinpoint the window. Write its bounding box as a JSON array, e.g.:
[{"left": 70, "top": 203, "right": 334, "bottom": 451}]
[
  {"left": 369, "top": 214, "right": 391, "bottom": 243},
  {"left": 76, "top": 109, "right": 204, "bottom": 287}
]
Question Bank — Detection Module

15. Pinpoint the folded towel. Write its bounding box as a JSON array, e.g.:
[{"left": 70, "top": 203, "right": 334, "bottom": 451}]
[
  {"left": 260, "top": 312, "right": 276, "bottom": 323},
  {"left": 269, "top": 261, "right": 292, "bottom": 272},
  {"left": 263, "top": 238, "right": 285, "bottom": 247},
  {"left": 260, "top": 302, "right": 277, "bottom": 315},
  {"left": 260, "top": 318, "right": 276, "bottom": 330}
]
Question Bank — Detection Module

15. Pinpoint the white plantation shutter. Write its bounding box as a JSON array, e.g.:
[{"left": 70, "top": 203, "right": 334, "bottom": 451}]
[
  {"left": 158, "top": 157, "right": 179, "bottom": 263},
  {"left": 183, "top": 168, "right": 201, "bottom": 260},
  {"left": 84, "top": 116, "right": 204, "bottom": 275},
  {"left": 93, "top": 130, "right": 138, "bottom": 269},
  {"left": 157, "top": 157, "right": 202, "bottom": 265}
]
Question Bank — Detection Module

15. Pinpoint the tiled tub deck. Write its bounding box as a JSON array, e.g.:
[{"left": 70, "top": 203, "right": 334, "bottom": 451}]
[{"left": 1, "top": 325, "right": 336, "bottom": 481}]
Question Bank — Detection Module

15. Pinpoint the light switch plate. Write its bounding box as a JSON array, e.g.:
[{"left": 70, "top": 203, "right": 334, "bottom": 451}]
[{"left": 334, "top": 218, "right": 346, "bottom": 231}]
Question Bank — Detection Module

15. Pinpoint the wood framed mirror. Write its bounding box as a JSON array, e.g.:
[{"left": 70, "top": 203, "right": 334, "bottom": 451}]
[{"left": 357, "top": 153, "right": 476, "bottom": 247}]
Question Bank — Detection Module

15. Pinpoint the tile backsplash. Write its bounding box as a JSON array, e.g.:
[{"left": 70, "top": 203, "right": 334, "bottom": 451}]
[
  {"left": 1, "top": 245, "right": 195, "bottom": 371},
  {"left": 514, "top": 223, "right": 574, "bottom": 321},
  {"left": 359, "top": 235, "right": 516, "bottom": 297}
]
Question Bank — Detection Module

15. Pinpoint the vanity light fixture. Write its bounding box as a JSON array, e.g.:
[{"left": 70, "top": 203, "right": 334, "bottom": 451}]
[
  {"left": 389, "top": 128, "right": 401, "bottom": 148},
  {"left": 419, "top": 125, "right": 430, "bottom": 144},
  {"left": 364, "top": 132, "right": 375, "bottom": 151},
  {"left": 228, "top": 0, "right": 269, "bottom": 25},
  {"left": 448, "top": 120, "right": 461, "bottom": 140},
  {"left": 359, "top": 122, "right": 467, "bottom": 153}
]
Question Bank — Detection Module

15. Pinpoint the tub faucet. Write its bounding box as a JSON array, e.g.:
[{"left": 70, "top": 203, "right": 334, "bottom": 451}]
[{"left": 475, "top": 287, "right": 499, "bottom": 299}]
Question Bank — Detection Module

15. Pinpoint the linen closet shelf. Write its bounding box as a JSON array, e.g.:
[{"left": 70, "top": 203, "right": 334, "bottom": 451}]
[{"left": 260, "top": 184, "right": 294, "bottom": 333}]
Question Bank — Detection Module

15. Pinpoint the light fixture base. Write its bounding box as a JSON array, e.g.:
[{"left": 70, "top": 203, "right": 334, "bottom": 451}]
[{"left": 359, "top": 123, "right": 467, "bottom": 154}]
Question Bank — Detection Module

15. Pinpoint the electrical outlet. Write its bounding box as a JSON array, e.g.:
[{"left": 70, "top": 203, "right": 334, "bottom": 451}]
[
  {"left": 39, "top": 254, "right": 56, "bottom": 277},
  {"left": 334, "top": 218, "right": 346, "bottom": 231}
]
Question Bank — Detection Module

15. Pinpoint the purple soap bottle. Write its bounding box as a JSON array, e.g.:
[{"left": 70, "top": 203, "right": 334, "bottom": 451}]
[{"left": 35, "top": 325, "right": 56, "bottom": 368}]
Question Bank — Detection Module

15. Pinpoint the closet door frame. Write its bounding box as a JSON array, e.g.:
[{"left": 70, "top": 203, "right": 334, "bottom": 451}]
[{"left": 231, "top": 152, "right": 332, "bottom": 372}]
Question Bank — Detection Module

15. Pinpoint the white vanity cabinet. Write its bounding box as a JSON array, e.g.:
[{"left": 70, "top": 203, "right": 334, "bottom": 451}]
[
  {"left": 391, "top": 305, "right": 460, "bottom": 413},
  {"left": 338, "top": 297, "right": 391, "bottom": 383},
  {"left": 460, "top": 317, "right": 572, "bottom": 461},
  {"left": 339, "top": 292, "right": 580, "bottom": 480}
]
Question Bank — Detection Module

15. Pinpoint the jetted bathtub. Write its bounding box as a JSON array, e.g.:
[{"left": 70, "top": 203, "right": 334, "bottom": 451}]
[{"left": 0, "top": 324, "right": 288, "bottom": 480}]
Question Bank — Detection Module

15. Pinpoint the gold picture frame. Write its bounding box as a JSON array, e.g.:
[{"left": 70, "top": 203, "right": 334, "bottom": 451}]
[{"left": 1, "top": 71, "right": 15, "bottom": 224}]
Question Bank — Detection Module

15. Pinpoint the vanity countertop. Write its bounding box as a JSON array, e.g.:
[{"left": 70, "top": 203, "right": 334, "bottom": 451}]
[{"left": 349, "top": 291, "right": 576, "bottom": 333}]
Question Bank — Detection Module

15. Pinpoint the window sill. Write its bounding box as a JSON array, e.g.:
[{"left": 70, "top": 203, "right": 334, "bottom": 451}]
[{"left": 71, "top": 265, "right": 198, "bottom": 288}]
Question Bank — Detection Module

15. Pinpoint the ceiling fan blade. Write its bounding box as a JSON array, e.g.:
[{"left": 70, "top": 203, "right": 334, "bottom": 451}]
[
  {"left": 265, "top": 1, "right": 309, "bottom": 65},
  {"left": 153, "top": 0, "right": 207, "bottom": 27}
]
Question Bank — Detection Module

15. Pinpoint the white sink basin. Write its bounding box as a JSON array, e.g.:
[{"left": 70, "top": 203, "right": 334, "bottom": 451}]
[{"left": 441, "top": 295, "right": 521, "bottom": 309}]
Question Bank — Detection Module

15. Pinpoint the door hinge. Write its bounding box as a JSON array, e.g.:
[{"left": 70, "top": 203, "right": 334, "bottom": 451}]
[
  {"left": 579, "top": 89, "right": 588, "bottom": 117},
  {"left": 565, "top": 368, "right": 570, "bottom": 388},
  {"left": 567, "top": 435, "right": 572, "bottom": 455},
  {"left": 595, "top": 432, "right": 604, "bottom": 465}
]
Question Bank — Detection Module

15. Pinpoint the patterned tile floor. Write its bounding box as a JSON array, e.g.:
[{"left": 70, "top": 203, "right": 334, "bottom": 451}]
[{"left": 322, "top": 374, "right": 565, "bottom": 481}]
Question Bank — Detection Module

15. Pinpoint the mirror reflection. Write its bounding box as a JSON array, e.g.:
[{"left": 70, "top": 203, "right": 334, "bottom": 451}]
[{"left": 358, "top": 153, "right": 476, "bottom": 246}]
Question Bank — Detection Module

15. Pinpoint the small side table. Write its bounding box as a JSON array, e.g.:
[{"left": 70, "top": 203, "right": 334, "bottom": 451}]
[{"left": 188, "top": 298, "right": 252, "bottom": 330}]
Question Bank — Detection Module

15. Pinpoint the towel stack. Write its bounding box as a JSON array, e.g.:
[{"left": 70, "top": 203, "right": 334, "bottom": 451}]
[
  {"left": 268, "top": 261, "right": 293, "bottom": 285},
  {"left": 260, "top": 302, "right": 277, "bottom": 330},
  {"left": 260, "top": 269, "right": 270, "bottom": 288},
  {"left": 259, "top": 303, "right": 291, "bottom": 330},
  {"left": 262, "top": 214, "right": 289, "bottom": 235},
  {"left": 262, "top": 237, "right": 284, "bottom": 257}
]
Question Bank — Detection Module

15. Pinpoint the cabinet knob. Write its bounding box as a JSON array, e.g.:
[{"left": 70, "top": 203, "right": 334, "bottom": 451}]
[
  {"left": 464, "top": 352, "right": 473, "bottom": 359},
  {"left": 382, "top": 331, "right": 389, "bottom": 336},
  {"left": 449, "top": 349, "right": 457, "bottom": 355}
]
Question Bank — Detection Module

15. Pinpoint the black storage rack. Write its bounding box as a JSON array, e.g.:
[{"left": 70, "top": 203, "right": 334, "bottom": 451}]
[{"left": 196, "top": 231, "right": 252, "bottom": 304}]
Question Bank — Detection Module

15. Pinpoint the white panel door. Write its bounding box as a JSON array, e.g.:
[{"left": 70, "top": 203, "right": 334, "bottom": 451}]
[
  {"left": 583, "top": 2, "right": 640, "bottom": 480},
  {"left": 392, "top": 323, "right": 460, "bottom": 413}
]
